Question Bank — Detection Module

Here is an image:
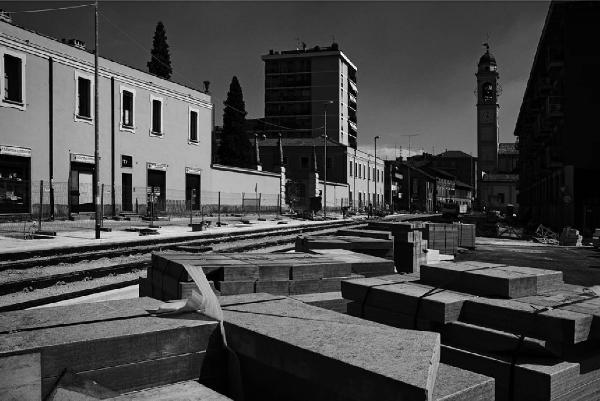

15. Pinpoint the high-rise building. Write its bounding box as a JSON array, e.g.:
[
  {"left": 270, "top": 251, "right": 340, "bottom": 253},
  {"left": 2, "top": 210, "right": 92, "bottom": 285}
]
[{"left": 261, "top": 43, "right": 358, "bottom": 148}]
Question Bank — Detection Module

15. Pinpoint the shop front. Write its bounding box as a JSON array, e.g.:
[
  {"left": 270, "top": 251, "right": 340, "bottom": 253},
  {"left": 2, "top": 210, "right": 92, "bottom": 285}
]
[{"left": 147, "top": 162, "right": 167, "bottom": 212}]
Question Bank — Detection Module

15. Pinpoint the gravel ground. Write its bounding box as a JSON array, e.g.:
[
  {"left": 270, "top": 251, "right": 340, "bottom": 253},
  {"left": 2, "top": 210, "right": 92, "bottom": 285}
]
[{"left": 0, "top": 269, "right": 144, "bottom": 308}]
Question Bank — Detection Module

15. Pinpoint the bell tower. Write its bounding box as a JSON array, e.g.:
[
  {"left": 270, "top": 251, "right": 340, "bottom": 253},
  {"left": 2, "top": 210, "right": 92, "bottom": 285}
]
[{"left": 476, "top": 43, "right": 500, "bottom": 178}]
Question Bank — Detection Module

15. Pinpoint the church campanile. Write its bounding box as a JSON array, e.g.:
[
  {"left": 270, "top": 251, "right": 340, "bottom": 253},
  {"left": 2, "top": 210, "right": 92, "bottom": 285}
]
[{"left": 476, "top": 44, "right": 500, "bottom": 180}]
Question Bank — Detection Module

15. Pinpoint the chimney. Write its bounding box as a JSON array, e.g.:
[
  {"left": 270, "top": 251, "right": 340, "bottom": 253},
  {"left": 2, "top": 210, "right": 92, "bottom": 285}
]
[
  {"left": 65, "top": 38, "right": 86, "bottom": 50},
  {"left": 0, "top": 10, "right": 12, "bottom": 23},
  {"left": 203, "top": 80, "right": 210, "bottom": 94}
]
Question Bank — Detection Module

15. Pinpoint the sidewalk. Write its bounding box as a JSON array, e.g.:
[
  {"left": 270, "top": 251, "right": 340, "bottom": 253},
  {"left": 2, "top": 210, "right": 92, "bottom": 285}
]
[{"left": 0, "top": 214, "right": 364, "bottom": 256}]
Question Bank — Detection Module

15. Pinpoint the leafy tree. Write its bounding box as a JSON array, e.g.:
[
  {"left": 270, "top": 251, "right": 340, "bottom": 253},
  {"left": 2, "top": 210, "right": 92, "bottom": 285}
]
[
  {"left": 218, "top": 76, "right": 253, "bottom": 167},
  {"left": 147, "top": 21, "right": 172, "bottom": 79}
]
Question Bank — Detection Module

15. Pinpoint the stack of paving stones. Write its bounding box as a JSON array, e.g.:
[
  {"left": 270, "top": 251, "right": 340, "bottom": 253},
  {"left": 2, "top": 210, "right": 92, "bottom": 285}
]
[
  {"left": 593, "top": 229, "right": 600, "bottom": 249},
  {"left": 423, "top": 223, "right": 459, "bottom": 255},
  {"left": 342, "top": 261, "right": 600, "bottom": 401},
  {"left": 454, "top": 223, "right": 476, "bottom": 249},
  {"left": 365, "top": 221, "right": 429, "bottom": 273},
  {"left": 295, "top": 234, "right": 394, "bottom": 259},
  {"left": 208, "top": 293, "right": 495, "bottom": 401},
  {"left": 144, "top": 251, "right": 394, "bottom": 300},
  {"left": 0, "top": 298, "right": 219, "bottom": 400}
]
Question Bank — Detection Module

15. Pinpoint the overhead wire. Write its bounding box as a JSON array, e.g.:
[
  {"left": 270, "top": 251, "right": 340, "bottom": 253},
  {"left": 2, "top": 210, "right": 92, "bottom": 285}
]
[{"left": 2, "top": 4, "right": 94, "bottom": 14}]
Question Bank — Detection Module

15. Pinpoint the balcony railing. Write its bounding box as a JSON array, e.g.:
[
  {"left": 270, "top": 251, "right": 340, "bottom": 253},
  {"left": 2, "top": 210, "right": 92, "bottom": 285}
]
[
  {"left": 349, "top": 93, "right": 357, "bottom": 105},
  {"left": 348, "top": 121, "right": 358, "bottom": 132},
  {"left": 348, "top": 80, "right": 358, "bottom": 95}
]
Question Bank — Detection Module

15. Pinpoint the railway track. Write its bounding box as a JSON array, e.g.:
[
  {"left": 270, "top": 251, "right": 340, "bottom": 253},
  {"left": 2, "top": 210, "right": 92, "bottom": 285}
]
[{"left": 0, "top": 219, "right": 363, "bottom": 311}]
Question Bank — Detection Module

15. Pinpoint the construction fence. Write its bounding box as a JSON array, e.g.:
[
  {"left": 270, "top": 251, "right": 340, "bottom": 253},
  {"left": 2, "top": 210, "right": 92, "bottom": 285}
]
[{"left": 0, "top": 180, "right": 284, "bottom": 238}]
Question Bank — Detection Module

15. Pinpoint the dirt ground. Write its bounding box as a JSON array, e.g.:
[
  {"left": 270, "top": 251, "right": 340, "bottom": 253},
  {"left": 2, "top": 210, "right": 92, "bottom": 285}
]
[{"left": 457, "top": 238, "right": 600, "bottom": 287}]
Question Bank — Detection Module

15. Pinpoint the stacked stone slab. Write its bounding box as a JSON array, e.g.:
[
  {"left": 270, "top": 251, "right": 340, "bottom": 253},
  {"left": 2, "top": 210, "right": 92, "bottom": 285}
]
[
  {"left": 423, "top": 223, "right": 459, "bottom": 255},
  {"left": 144, "top": 251, "right": 396, "bottom": 300},
  {"left": 454, "top": 223, "right": 476, "bottom": 249},
  {"left": 594, "top": 229, "right": 600, "bottom": 249},
  {"left": 212, "top": 293, "right": 494, "bottom": 401},
  {"left": 366, "top": 221, "right": 429, "bottom": 273},
  {"left": 0, "top": 298, "right": 218, "bottom": 400},
  {"left": 295, "top": 234, "right": 394, "bottom": 259},
  {"left": 342, "top": 261, "right": 600, "bottom": 400}
]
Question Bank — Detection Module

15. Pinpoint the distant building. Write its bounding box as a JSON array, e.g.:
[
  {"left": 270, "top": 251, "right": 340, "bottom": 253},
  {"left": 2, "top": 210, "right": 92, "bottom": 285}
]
[
  {"left": 384, "top": 159, "right": 473, "bottom": 213},
  {"left": 430, "top": 150, "right": 478, "bottom": 193},
  {"left": 261, "top": 43, "right": 357, "bottom": 148},
  {"left": 514, "top": 1, "right": 600, "bottom": 232},
  {"left": 256, "top": 44, "right": 385, "bottom": 211}
]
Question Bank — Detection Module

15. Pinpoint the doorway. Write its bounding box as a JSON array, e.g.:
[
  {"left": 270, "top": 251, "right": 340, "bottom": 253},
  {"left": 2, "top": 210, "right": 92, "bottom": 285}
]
[
  {"left": 121, "top": 173, "right": 132, "bottom": 212},
  {"left": 147, "top": 169, "right": 166, "bottom": 212},
  {"left": 185, "top": 173, "right": 201, "bottom": 210},
  {"left": 69, "top": 162, "right": 95, "bottom": 214}
]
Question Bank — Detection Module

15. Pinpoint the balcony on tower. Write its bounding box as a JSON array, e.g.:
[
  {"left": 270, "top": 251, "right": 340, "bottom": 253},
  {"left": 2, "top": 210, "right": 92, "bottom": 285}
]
[
  {"left": 546, "top": 46, "right": 564, "bottom": 73},
  {"left": 545, "top": 96, "right": 564, "bottom": 118},
  {"left": 348, "top": 79, "right": 358, "bottom": 95}
]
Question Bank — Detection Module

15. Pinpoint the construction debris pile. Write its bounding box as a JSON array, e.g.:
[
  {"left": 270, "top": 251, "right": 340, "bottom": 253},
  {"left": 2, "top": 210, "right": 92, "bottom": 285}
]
[
  {"left": 342, "top": 261, "right": 600, "bottom": 401},
  {"left": 559, "top": 227, "right": 583, "bottom": 246}
]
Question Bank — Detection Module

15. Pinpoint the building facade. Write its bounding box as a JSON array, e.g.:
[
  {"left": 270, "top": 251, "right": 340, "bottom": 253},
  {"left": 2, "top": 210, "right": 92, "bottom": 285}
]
[
  {"left": 0, "top": 19, "right": 281, "bottom": 218},
  {"left": 514, "top": 1, "right": 600, "bottom": 233}
]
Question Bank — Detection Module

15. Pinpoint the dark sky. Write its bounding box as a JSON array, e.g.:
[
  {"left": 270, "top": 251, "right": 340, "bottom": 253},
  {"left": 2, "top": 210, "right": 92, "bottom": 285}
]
[{"left": 1, "top": 1, "right": 549, "bottom": 158}]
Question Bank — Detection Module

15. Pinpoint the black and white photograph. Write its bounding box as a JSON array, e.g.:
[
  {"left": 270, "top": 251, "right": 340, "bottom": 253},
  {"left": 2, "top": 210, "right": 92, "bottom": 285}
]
[{"left": 0, "top": 0, "right": 599, "bottom": 400}]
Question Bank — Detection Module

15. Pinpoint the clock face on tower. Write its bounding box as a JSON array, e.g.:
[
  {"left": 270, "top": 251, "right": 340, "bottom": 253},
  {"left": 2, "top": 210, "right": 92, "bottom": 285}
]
[{"left": 480, "top": 109, "right": 495, "bottom": 123}]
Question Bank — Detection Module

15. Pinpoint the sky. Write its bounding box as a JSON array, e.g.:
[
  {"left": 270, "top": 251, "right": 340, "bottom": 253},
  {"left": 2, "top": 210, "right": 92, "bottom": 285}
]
[{"left": 0, "top": 1, "right": 549, "bottom": 159}]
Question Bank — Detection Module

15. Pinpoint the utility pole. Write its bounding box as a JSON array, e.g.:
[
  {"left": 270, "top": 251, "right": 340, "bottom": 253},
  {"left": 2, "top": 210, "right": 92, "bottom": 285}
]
[
  {"left": 374, "top": 136, "right": 380, "bottom": 210},
  {"left": 94, "top": 0, "right": 101, "bottom": 239},
  {"left": 322, "top": 100, "right": 333, "bottom": 219},
  {"left": 399, "top": 134, "right": 419, "bottom": 213}
]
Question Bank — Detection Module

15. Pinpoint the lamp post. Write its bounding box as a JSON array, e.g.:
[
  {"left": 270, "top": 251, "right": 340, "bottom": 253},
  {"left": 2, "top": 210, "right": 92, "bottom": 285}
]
[
  {"left": 399, "top": 133, "right": 420, "bottom": 214},
  {"left": 322, "top": 100, "right": 333, "bottom": 219},
  {"left": 94, "top": 0, "right": 101, "bottom": 239},
  {"left": 374, "top": 135, "right": 380, "bottom": 210}
]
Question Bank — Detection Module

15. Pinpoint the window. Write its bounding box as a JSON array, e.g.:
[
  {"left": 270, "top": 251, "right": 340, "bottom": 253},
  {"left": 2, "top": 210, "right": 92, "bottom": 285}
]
[
  {"left": 301, "top": 157, "right": 309, "bottom": 169},
  {"left": 120, "top": 88, "right": 135, "bottom": 130},
  {"left": 150, "top": 95, "right": 163, "bottom": 135},
  {"left": 189, "top": 107, "right": 199, "bottom": 143},
  {"left": 3, "top": 53, "right": 24, "bottom": 105},
  {"left": 326, "top": 157, "right": 332, "bottom": 169},
  {"left": 76, "top": 74, "right": 92, "bottom": 120},
  {"left": 349, "top": 161, "right": 352, "bottom": 177},
  {"left": 354, "top": 162, "right": 357, "bottom": 177}
]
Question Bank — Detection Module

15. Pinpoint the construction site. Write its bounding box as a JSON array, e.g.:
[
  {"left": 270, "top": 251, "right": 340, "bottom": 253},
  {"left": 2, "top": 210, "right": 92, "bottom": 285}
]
[{"left": 0, "top": 212, "right": 599, "bottom": 401}]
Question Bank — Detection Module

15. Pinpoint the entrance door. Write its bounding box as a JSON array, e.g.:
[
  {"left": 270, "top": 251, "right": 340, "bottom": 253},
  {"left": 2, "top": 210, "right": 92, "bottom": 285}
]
[
  {"left": 122, "top": 173, "right": 132, "bottom": 212},
  {"left": 69, "top": 163, "right": 95, "bottom": 213},
  {"left": 185, "top": 173, "right": 200, "bottom": 210},
  {"left": 147, "top": 169, "right": 166, "bottom": 212}
]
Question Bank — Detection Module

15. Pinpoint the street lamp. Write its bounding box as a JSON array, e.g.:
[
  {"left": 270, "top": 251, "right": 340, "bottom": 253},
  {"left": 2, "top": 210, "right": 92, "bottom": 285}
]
[
  {"left": 322, "top": 100, "right": 333, "bottom": 219},
  {"left": 374, "top": 135, "right": 380, "bottom": 210}
]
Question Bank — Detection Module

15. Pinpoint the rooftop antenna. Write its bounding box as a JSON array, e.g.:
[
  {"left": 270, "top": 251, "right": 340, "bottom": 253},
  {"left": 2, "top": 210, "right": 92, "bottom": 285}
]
[{"left": 483, "top": 33, "right": 490, "bottom": 52}]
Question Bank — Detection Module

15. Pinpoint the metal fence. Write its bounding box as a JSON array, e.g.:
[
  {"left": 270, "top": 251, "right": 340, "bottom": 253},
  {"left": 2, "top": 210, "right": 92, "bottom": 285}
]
[{"left": 0, "top": 180, "right": 284, "bottom": 238}]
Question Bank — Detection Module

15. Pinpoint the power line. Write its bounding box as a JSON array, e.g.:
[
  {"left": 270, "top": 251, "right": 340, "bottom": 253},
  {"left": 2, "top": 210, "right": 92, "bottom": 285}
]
[{"left": 2, "top": 4, "right": 94, "bottom": 14}]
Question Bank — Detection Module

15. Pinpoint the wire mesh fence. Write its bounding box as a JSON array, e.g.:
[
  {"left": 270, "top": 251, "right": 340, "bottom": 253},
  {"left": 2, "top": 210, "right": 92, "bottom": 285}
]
[{"left": 0, "top": 180, "right": 288, "bottom": 238}]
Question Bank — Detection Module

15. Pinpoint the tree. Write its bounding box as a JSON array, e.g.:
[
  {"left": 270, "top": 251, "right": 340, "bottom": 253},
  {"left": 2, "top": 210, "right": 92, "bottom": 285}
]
[
  {"left": 218, "top": 76, "right": 253, "bottom": 168},
  {"left": 147, "top": 21, "right": 172, "bottom": 79}
]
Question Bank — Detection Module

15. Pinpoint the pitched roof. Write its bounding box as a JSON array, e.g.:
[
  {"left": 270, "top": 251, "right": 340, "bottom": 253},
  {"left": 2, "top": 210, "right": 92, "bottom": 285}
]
[{"left": 437, "top": 150, "right": 473, "bottom": 159}]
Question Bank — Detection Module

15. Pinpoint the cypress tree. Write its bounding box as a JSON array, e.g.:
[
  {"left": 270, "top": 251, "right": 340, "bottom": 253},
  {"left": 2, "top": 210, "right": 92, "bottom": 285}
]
[
  {"left": 218, "top": 76, "right": 253, "bottom": 168},
  {"left": 147, "top": 21, "right": 172, "bottom": 79}
]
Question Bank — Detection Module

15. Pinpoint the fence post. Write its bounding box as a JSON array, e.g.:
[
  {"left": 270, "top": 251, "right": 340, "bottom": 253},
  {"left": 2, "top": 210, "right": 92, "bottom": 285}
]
[
  {"left": 135, "top": 198, "right": 139, "bottom": 215},
  {"left": 258, "top": 193, "right": 262, "bottom": 220},
  {"left": 100, "top": 183, "right": 105, "bottom": 227},
  {"left": 241, "top": 192, "right": 245, "bottom": 216},
  {"left": 217, "top": 191, "right": 221, "bottom": 227},
  {"left": 277, "top": 194, "right": 281, "bottom": 216},
  {"left": 189, "top": 200, "right": 193, "bottom": 226},
  {"left": 38, "top": 180, "right": 43, "bottom": 232},
  {"left": 49, "top": 179, "right": 54, "bottom": 220}
]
